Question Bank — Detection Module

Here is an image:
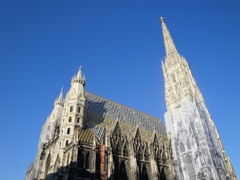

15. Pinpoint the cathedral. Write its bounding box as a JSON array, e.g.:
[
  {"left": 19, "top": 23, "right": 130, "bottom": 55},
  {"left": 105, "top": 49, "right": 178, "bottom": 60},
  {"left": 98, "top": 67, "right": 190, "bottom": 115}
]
[{"left": 26, "top": 18, "right": 236, "bottom": 180}]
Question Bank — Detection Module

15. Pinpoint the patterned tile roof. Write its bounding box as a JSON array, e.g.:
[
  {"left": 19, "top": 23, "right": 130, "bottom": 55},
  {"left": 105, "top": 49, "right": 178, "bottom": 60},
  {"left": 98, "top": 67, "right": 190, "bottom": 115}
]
[
  {"left": 78, "top": 127, "right": 100, "bottom": 145},
  {"left": 84, "top": 91, "right": 166, "bottom": 143}
]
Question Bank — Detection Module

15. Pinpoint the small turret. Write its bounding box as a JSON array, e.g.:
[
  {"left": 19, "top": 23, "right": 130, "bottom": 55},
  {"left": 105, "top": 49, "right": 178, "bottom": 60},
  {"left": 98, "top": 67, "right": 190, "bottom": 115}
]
[
  {"left": 66, "top": 66, "right": 86, "bottom": 100},
  {"left": 71, "top": 66, "right": 86, "bottom": 86},
  {"left": 54, "top": 87, "right": 64, "bottom": 106}
]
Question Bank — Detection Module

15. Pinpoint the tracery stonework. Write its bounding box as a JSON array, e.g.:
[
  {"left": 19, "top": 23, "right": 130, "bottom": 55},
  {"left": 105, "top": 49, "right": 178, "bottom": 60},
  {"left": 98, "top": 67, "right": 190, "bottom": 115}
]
[
  {"left": 25, "top": 18, "right": 236, "bottom": 180},
  {"left": 161, "top": 17, "right": 236, "bottom": 180},
  {"left": 25, "top": 66, "right": 175, "bottom": 180}
]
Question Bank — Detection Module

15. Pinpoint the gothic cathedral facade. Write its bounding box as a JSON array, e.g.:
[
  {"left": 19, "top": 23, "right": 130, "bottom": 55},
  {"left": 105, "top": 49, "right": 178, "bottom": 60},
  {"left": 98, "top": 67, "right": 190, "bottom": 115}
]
[{"left": 26, "top": 18, "right": 236, "bottom": 180}]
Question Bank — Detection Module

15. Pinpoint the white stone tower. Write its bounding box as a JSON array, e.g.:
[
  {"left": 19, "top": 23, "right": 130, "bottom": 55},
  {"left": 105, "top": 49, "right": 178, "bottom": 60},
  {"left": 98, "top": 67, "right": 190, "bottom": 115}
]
[
  {"left": 32, "top": 88, "right": 64, "bottom": 179},
  {"left": 160, "top": 17, "right": 236, "bottom": 180},
  {"left": 26, "top": 67, "right": 87, "bottom": 180},
  {"left": 60, "top": 66, "right": 86, "bottom": 149}
]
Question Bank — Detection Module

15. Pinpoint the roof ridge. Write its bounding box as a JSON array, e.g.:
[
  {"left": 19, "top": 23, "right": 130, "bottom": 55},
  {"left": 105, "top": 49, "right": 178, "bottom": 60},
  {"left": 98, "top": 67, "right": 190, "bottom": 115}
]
[{"left": 85, "top": 91, "right": 162, "bottom": 121}]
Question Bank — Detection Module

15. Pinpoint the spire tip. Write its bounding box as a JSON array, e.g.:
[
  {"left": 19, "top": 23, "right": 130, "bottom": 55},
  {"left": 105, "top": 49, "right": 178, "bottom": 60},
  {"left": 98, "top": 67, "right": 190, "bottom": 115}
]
[{"left": 160, "top": 16, "right": 165, "bottom": 23}]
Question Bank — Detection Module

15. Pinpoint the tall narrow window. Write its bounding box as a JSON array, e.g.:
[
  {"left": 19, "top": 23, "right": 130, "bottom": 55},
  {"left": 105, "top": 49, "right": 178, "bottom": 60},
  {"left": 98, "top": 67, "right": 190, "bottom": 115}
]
[
  {"left": 78, "top": 106, "right": 81, "bottom": 113},
  {"left": 85, "top": 152, "right": 90, "bottom": 169},
  {"left": 77, "top": 150, "right": 84, "bottom": 168},
  {"left": 67, "top": 128, "right": 71, "bottom": 134},
  {"left": 77, "top": 117, "right": 80, "bottom": 123},
  {"left": 69, "top": 117, "right": 72, "bottom": 122},
  {"left": 95, "top": 150, "right": 100, "bottom": 178},
  {"left": 95, "top": 151, "right": 100, "bottom": 172},
  {"left": 70, "top": 106, "right": 73, "bottom": 112},
  {"left": 66, "top": 140, "right": 69, "bottom": 147}
]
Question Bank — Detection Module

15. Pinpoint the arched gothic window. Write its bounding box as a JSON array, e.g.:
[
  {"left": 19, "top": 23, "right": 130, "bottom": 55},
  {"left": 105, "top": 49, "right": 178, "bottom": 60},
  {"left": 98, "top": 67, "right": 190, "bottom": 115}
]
[
  {"left": 70, "top": 106, "right": 73, "bottom": 112},
  {"left": 69, "top": 117, "right": 72, "bottom": 122},
  {"left": 77, "top": 117, "right": 80, "bottom": 123},
  {"left": 78, "top": 106, "right": 81, "bottom": 113},
  {"left": 77, "top": 150, "right": 84, "bottom": 168},
  {"left": 119, "top": 161, "right": 127, "bottom": 180},
  {"left": 67, "top": 128, "right": 71, "bottom": 134},
  {"left": 142, "top": 165, "right": 149, "bottom": 180},
  {"left": 95, "top": 151, "right": 100, "bottom": 172},
  {"left": 66, "top": 140, "right": 69, "bottom": 147},
  {"left": 160, "top": 168, "right": 167, "bottom": 180},
  {"left": 85, "top": 152, "right": 90, "bottom": 169}
]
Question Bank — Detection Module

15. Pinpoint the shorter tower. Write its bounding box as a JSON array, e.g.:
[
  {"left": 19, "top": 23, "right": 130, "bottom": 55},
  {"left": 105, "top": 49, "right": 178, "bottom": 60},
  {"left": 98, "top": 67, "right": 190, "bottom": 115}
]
[
  {"left": 30, "top": 88, "right": 64, "bottom": 179},
  {"left": 60, "top": 66, "right": 86, "bottom": 150},
  {"left": 161, "top": 17, "right": 236, "bottom": 180}
]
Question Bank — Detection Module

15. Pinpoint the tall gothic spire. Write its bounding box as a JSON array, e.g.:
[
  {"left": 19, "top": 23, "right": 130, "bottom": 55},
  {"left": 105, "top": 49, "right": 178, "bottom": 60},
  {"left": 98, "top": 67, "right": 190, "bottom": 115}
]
[
  {"left": 161, "top": 17, "right": 203, "bottom": 110},
  {"left": 160, "top": 17, "right": 179, "bottom": 58},
  {"left": 161, "top": 18, "right": 236, "bottom": 180}
]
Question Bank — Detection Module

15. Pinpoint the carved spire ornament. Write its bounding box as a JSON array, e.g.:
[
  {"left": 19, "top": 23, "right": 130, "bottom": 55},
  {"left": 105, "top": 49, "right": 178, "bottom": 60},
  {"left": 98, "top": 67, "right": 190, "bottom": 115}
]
[{"left": 161, "top": 18, "right": 236, "bottom": 180}]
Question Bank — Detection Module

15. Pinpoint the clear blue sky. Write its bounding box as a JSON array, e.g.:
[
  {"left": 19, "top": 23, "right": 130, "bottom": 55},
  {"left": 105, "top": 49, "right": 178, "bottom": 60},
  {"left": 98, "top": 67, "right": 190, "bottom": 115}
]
[{"left": 0, "top": 0, "right": 239, "bottom": 179}]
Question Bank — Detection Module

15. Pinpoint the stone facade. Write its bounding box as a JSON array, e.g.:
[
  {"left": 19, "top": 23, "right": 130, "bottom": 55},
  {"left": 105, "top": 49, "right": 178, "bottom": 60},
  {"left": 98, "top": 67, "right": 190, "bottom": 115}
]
[
  {"left": 160, "top": 17, "right": 237, "bottom": 180},
  {"left": 26, "top": 67, "right": 175, "bottom": 180},
  {"left": 26, "top": 18, "right": 237, "bottom": 180}
]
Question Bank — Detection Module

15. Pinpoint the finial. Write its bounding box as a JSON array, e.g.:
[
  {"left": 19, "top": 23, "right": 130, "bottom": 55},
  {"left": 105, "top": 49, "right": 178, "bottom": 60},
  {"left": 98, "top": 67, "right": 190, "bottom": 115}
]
[
  {"left": 160, "top": 16, "right": 165, "bottom": 23},
  {"left": 116, "top": 113, "right": 120, "bottom": 121},
  {"left": 77, "top": 66, "right": 82, "bottom": 77}
]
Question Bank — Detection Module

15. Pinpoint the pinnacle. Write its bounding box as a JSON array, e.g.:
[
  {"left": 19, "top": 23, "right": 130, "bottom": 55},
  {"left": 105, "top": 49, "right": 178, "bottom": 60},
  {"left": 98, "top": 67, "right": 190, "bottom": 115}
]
[
  {"left": 160, "top": 16, "right": 165, "bottom": 23},
  {"left": 161, "top": 17, "right": 179, "bottom": 58},
  {"left": 54, "top": 87, "right": 64, "bottom": 106},
  {"left": 76, "top": 66, "right": 83, "bottom": 79},
  {"left": 71, "top": 66, "right": 86, "bottom": 86}
]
